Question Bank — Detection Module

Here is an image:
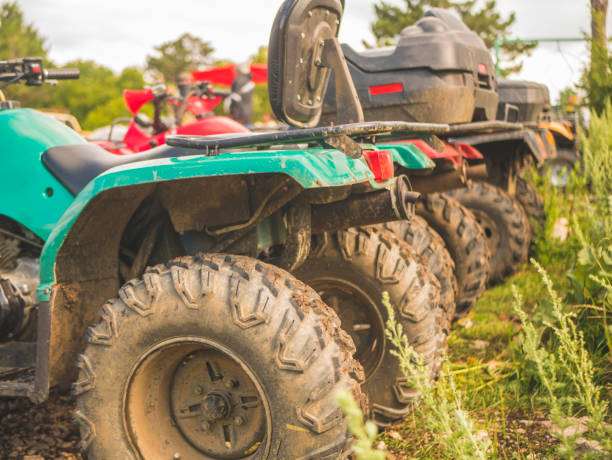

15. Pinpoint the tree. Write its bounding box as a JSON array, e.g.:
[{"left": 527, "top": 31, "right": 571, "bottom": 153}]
[
  {"left": 0, "top": 1, "right": 53, "bottom": 106},
  {"left": 250, "top": 46, "right": 272, "bottom": 123},
  {"left": 0, "top": 1, "right": 47, "bottom": 58},
  {"left": 584, "top": 0, "right": 610, "bottom": 113},
  {"left": 146, "top": 33, "right": 214, "bottom": 85},
  {"left": 367, "top": 0, "right": 536, "bottom": 75}
]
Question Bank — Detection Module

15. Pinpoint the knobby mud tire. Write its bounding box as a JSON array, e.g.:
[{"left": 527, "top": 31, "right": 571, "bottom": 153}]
[
  {"left": 73, "top": 254, "right": 362, "bottom": 459},
  {"left": 293, "top": 227, "right": 445, "bottom": 426},
  {"left": 383, "top": 215, "right": 458, "bottom": 330},
  {"left": 446, "top": 182, "right": 530, "bottom": 285},
  {"left": 515, "top": 176, "right": 545, "bottom": 235},
  {"left": 415, "top": 193, "right": 489, "bottom": 316}
]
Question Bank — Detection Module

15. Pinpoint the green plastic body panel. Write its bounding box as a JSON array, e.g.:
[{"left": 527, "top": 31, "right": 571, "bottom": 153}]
[
  {"left": 0, "top": 111, "right": 433, "bottom": 300},
  {"left": 37, "top": 146, "right": 397, "bottom": 299},
  {"left": 0, "top": 109, "right": 84, "bottom": 240},
  {"left": 383, "top": 142, "right": 436, "bottom": 170}
]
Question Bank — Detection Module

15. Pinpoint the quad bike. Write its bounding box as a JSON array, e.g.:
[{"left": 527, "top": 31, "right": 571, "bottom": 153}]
[
  {"left": 319, "top": 8, "right": 534, "bottom": 291},
  {"left": 92, "top": 81, "right": 248, "bottom": 155},
  {"left": 0, "top": 1, "right": 452, "bottom": 456}
]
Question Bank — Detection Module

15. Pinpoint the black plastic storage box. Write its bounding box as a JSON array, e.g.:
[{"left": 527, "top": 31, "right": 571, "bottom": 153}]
[
  {"left": 496, "top": 79, "right": 551, "bottom": 123},
  {"left": 320, "top": 8, "right": 498, "bottom": 125}
]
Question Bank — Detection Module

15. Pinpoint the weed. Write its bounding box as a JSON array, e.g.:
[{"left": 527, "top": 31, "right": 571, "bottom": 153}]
[
  {"left": 513, "top": 260, "right": 611, "bottom": 458},
  {"left": 335, "top": 390, "right": 387, "bottom": 460},
  {"left": 383, "top": 292, "right": 490, "bottom": 460}
]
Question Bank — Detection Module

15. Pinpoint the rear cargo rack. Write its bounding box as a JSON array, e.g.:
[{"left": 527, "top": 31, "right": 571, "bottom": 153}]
[{"left": 167, "top": 121, "right": 449, "bottom": 158}]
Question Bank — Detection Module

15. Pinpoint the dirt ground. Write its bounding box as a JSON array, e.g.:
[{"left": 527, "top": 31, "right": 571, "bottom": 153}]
[{"left": 0, "top": 390, "right": 82, "bottom": 460}]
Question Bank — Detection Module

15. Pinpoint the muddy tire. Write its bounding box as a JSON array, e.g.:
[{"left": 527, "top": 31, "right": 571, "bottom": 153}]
[
  {"left": 446, "top": 182, "right": 530, "bottom": 285},
  {"left": 73, "top": 254, "right": 361, "bottom": 460},
  {"left": 415, "top": 193, "right": 489, "bottom": 316},
  {"left": 293, "top": 227, "right": 445, "bottom": 426},
  {"left": 515, "top": 176, "right": 545, "bottom": 233},
  {"left": 383, "top": 216, "right": 458, "bottom": 331}
]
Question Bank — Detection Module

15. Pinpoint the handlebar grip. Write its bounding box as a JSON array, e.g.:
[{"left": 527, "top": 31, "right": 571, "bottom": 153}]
[
  {"left": 45, "top": 68, "right": 80, "bottom": 80},
  {"left": 212, "top": 89, "right": 231, "bottom": 98}
]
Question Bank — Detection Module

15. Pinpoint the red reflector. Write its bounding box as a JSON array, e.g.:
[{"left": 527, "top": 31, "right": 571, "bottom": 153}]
[
  {"left": 369, "top": 82, "right": 403, "bottom": 96},
  {"left": 32, "top": 66, "right": 40, "bottom": 73},
  {"left": 478, "top": 63, "right": 487, "bottom": 74},
  {"left": 363, "top": 150, "right": 394, "bottom": 182}
]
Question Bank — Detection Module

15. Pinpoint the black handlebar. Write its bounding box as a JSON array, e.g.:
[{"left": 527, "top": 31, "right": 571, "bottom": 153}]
[
  {"left": 0, "top": 57, "right": 80, "bottom": 88},
  {"left": 211, "top": 88, "right": 231, "bottom": 98},
  {"left": 45, "top": 68, "right": 80, "bottom": 80}
]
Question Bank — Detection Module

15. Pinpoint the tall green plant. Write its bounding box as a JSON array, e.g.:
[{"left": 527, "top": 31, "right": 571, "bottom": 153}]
[
  {"left": 580, "top": 100, "right": 612, "bottom": 197},
  {"left": 384, "top": 293, "right": 490, "bottom": 459},
  {"left": 513, "top": 261, "right": 611, "bottom": 458}
]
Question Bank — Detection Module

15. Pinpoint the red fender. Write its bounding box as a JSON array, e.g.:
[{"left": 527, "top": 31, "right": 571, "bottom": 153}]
[
  {"left": 123, "top": 88, "right": 154, "bottom": 115},
  {"left": 192, "top": 63, "right": 268, "bottom": 86},
  {"left": 184, "top": 94, "right": 222, "bottom": 116},
  {"left": 452, "top": 142, "right": 484, "bottom": 160},
  {"left": 402, "top": 139, "right": 463, "bottom": 167},
  {"left": 175, "top": 116, "right": 250, "bottom": 136},
  {"left": 192, "top": 64, "right": 236, "bottom": 86}
]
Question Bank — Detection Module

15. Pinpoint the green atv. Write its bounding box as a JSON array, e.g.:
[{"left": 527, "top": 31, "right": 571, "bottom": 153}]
[{"left": 0, "top": 1, "right": 451, "bottom": 457}]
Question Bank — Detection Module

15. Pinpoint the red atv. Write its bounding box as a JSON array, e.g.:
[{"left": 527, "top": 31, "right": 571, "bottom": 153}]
[{"left": 93, "top": 81, "right": 249, "bottom": 155}]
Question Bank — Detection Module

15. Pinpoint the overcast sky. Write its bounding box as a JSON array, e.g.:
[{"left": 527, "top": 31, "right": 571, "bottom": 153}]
[{"left": 15, "top": 0, "right": 612, "bottom": 102}]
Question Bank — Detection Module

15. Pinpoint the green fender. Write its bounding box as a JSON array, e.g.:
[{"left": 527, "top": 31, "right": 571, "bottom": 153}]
[
  {"left": 0, "top": 109, "right": 86, "bottom": 240},
  {"left": 383, "top": 142, "right": 436, "bottom": 170},
  {"left": 37, "top": 146, "right": 394, "bottom": 299}
]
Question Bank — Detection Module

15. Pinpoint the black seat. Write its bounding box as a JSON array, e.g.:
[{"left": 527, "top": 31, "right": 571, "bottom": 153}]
[
  {"left": 42, "top": 143, "right": 202, "bottom": 196},
  {"left": 340, "top": 8, "right": 485, "bottom": 73}
]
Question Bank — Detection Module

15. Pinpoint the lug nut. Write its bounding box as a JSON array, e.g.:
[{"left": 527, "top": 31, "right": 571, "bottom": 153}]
[
  {"left": 201, "top": 421, "right": 211, "bottom": 431},
  {"left": 195, "top": 385, "right": 204, "bottom": 395},
  {"left": 225, "top": 378, "right": 238, "bottom": 389},
  {"left": 234, "top": 416, "right": 245, "bottom": 426}
]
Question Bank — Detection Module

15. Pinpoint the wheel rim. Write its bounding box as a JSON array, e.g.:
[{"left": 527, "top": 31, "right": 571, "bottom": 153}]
[
  {"left": 548, "top": 163, "right": 571, "bottom": 187},
  {"left": 307, "top": 277, "right": 385, "bottom": 380},
  {"left": 124, "top": 338, "right": 270, "bottom": 459},
  {"left": 470, "top": 209, "right": 501, "bottom": 254}
]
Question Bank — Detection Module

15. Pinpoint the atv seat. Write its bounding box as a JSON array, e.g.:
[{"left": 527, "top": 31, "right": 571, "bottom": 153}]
[
  {"left": 42, "top": 142, "right": 202, "bottom": 196},
  {"left": 340, "top": 9, "right": 486, "bottom": 74}
]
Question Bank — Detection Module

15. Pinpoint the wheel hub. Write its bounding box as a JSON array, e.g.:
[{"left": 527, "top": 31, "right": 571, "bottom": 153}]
[
  {"left": 308, "top": 278, "right": 385, "bottom": 380},
  {"left": 471, "top": 209, "right": 500, "bottom": 254},
  {"left": 170, "top": 349, "right": 266, "bottom": 458},
  {"left": 202, "top": 392, "right": 231, "bottom": 421},
  {"left": 124, "top": 339, "right": 269, "bottom": 460}
]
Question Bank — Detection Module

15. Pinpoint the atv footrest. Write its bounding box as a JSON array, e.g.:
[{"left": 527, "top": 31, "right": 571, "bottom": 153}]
[{"left": 166, "top": 121, "right": 448, "bottom": 154}]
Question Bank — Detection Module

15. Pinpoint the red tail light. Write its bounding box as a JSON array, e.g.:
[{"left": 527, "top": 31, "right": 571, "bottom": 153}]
[
  {"left": 478, "top": 63, "right": 487, "bottom": 74},
  {"left": 369, "top": 82, "right": 404, "bottom": 96},
  {"left": 363, "top": 150, "right": 394, "bottom": 182}
]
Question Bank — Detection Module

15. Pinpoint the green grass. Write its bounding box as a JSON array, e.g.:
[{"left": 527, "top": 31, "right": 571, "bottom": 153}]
[{"left": 377, "top": 171, "right": 612, "bottom": 459}]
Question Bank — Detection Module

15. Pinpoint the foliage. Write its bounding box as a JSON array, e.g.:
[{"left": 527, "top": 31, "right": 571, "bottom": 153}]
[
  {"left": 384, "top": 293, "right": 490, "bottom": 459},
  {"left": 0, "top": 2, "right": 147, "bottom": 130},
  {"left": 0, "top": 1, "right": 53, "bottom": 107},
  {"left": 146, "top": 33, "right": 214, "bottom": 85},
  {"left": 42, "top": 61, "right": 145, "bottom": 130},
  {"left": 335, "top": 390, "right": 386, "bottom": 460},
  {"left": 583, "top": 2, "right": 612, "bottom": 114},
  {"left": 366, "top": 0, "right": 536, "bottom": 75},
  {"left": 0, "top": 1, "right": 46, "bottom": 58},
  {"left": 513, "top": 262, "right": 611, "bottom": 458},
  {"left": 250, "top": 46, "right": 272, "bottom": 123},
  {"left": 580, "top": 99, "right": 612, "bottom": 197}
]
